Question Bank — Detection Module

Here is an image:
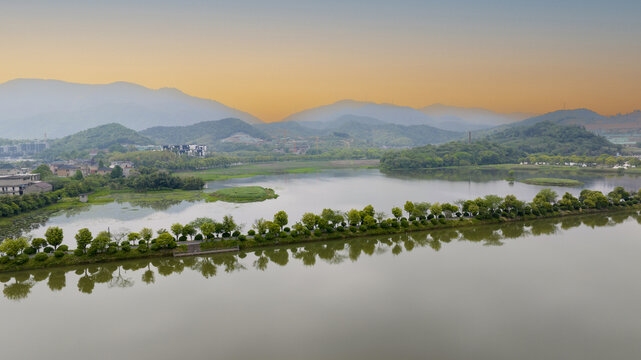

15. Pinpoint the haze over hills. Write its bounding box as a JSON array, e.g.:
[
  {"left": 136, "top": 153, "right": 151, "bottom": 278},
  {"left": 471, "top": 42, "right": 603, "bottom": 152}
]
[
  {"left": 282, "top": 100, "right": 439, "bottom": 127},
  {"left": 0, "top": 79, "right": 261, "bottom": 138},
  {"left": 420, "top": 104, "right": 535, "bottom": 132}
]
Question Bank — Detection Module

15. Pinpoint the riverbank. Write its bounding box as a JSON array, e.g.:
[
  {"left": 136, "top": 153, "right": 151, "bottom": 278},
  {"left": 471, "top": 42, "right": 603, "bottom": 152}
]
[
  {"left": 520, "top": 178, "right": 583, "bottom": 186},
  {"left": 177, "top": 159, "right": 380, "bottom": 181},
  {"left": 1, "top": 204, "right": 637, "bottom": 274}
]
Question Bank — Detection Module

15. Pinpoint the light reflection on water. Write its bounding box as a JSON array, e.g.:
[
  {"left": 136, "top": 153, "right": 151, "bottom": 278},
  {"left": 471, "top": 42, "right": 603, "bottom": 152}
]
[{"left": 2, "top": 211, "right": 641, "bottom": 359}]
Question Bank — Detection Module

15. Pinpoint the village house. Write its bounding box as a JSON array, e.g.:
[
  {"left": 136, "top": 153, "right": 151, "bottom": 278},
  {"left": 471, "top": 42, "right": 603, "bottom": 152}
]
[{"left": 0, "top": 173, "right": 52, "bottom": 196}]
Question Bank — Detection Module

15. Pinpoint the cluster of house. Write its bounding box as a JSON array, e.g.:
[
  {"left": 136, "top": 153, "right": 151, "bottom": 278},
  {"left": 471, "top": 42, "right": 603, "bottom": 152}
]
[
  {"left": 162, "top": 144, "right": 207, "bottom": 157},
  {"left": 48, "top": 160, "right": 135, "bottom": 177},
  {"left": 0, "top": 173, "right": 52, "bottom": 196}
]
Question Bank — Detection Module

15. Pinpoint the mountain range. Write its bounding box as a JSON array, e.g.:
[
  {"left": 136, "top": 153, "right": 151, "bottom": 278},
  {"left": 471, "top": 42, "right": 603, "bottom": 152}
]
[
  {"left": 1, "top": 79, "right": 639, "bottom": 141},
  {"left": 0, "top": 79, "right": 260, "bottom": 138}
]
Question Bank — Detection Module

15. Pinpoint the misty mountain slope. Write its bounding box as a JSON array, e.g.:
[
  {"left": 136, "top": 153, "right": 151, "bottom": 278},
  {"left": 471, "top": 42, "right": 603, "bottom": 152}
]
[
  {"left": 282, "top": 99, "right": 439, "bottom": 126},
  {"left": 141, "top": 118, "right": 271, "bottom": 146},
  {"left": 0, "top": 79, "right": 261, "bottom": 138},
  {"left": 420, "top": 104, "right": 534, "bottom": 131}
]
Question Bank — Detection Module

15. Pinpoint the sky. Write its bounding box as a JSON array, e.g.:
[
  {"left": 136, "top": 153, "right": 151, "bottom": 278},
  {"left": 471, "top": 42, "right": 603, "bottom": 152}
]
[{"left": 1, "top": 0, "right": 640, "bottom": 121}]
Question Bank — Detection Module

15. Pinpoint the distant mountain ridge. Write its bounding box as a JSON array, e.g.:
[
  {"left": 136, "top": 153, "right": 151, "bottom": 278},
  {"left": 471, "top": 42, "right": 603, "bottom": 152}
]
[
  {"left": 141, "top": 118, "right": 271, "bottom": 146},
  {"left": 0, "top": 79, "right": 261, "bottom": 138}
]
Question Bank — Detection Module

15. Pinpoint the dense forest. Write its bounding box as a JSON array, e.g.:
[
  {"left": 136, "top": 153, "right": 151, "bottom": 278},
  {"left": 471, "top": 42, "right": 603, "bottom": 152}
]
[{"left": 380, "top": 122, "right": 620, "bottom": 170}]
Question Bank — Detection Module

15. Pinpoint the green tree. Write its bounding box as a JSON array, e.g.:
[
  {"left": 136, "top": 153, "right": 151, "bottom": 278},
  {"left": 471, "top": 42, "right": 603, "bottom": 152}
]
[
  {"left": 45, "top": 227, "right": 64, "bottom": 250},
  {"left": 72, "top": 170, "right": 84, "bottom": 180},
  {"left": 140, "top": 228, "right": 153, "bottom": 245},
  {"left": 171, "top": 223, "right": 184, "bottom": 240},
  {"left": 301, "top": 212, "right": 317, "bottom": 230},
  {"left": 110, "top": 165, "right": 124, "bottom": 178},
  {"left": 89, "top": 231, "right": 110, "bottom": 254},
  {"left": 182, "top": 224, "right": 196, "bottom": 240},
  {"left": 74, "top": 228, "right": 93, "bottom": 252},
  {"left": 33, "top": 164, "right": 53, "bottom": 178},
  {"left": 404, "top": 201, "right": 415, "bottom": 217},
  {"left": 31, "top": 238, "right": 47, "bottom": 253},
  {"left": 347, "top": 209, "right": 361, "bottom": 225},
  {"left": 222, "top": 215, "right": 238, "bottom": 233},
  {"left": 391, "top": 207, "right": 403, "bottom": 220},
  {"left": 253, "top": 218, "right": 269, "bottom": 234},
  {"left": 430, "top": 203, "right": 443, "bottom": 217},
  {"left": 273, "top": 211, "right": 288, "bottom": 230},
  {"left": 0, "top": 237, "right": 29, "bottom": 258}
]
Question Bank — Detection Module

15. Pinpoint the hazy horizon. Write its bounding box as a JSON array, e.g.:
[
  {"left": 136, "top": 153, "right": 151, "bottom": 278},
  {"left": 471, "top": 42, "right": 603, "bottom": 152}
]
[{"left": 2, "top": 0, "right": 640, "bottom": 121}]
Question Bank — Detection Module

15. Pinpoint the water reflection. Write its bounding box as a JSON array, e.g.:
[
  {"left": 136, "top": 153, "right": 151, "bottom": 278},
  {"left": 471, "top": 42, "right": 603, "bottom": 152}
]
[{"left": 3, "top": 211, "right": 640, "bottom": 301}]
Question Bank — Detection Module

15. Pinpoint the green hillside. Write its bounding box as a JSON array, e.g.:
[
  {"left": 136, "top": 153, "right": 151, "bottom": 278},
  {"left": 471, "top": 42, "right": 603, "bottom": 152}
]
[
  {"left": 40, "top": 123, "right": 153, "bottom": 159},
  {"left": 381, "top": 121, "right": 619, "bottom": 170},
  {"left": 141, "top": 118, "right": 271, "bottom": 146}
]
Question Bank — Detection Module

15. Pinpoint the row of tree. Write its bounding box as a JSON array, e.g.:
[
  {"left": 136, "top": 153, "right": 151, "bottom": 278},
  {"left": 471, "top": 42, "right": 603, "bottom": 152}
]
[{"left": 2, "top": 186, "right": 638, "bottom": 264}]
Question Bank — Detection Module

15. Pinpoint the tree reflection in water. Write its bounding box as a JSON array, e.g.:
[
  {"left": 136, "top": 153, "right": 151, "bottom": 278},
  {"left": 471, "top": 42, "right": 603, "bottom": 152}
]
[{"left": 3, "top": 211, "right": 640, "bottom": 301}]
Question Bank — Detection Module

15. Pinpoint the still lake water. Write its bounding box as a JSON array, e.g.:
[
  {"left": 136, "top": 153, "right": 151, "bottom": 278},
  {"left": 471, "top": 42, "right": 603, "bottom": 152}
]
[
  {"left": 2, "top": 213, "right": 641, "bottom": 359},
  {"left": 10, "top": 167, "right": 641, "bottom": 242}
]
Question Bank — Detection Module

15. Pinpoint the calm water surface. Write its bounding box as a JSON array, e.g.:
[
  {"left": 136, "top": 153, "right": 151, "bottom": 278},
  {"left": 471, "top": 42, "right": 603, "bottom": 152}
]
[
  {"left": 11, "top": 168, "right": 641, "bottom": 242},
  {"left": 2, "top": 213, "right": 641, "bottom": 359}
]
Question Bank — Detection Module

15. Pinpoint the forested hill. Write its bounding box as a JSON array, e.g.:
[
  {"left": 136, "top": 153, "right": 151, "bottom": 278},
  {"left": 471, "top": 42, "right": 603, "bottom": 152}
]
[
  {"left": 485, "top": 121, "right": 619, "bottom": 155},
  {"left": 141, "top": 118, "right": 271, "bottom": 146},
  {"left": 41, "top": 123, "right": 154, "bottom": 160},
  {"left": 380, "top": 121, "right": 620, "bottom": 170}
]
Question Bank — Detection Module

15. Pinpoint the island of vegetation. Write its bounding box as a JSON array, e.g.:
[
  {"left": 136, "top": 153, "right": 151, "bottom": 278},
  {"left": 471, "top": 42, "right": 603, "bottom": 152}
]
[
  {"left": 0, "top": 185, "right": 637, "bottom": 273},
  {"left": 209, "top": 186, "right": 278, "bottom": 203},
  {"left": 520, "top": 178, "right": 583, "bottom": 186}
]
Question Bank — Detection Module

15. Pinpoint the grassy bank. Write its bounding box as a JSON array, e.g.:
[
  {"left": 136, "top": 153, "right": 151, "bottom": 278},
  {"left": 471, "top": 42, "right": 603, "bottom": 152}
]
[
  {"left": 1, "top": 204, "right": 637, "bottom": 274},
  {"left": 520, "top": 178, "right": 583, "bottom": 186},
  {"left": 178, "top": 159, "right": 380, "bottom": 182},
  {"left": 209, "top": 186, "right": 278, "bottom": 203}
]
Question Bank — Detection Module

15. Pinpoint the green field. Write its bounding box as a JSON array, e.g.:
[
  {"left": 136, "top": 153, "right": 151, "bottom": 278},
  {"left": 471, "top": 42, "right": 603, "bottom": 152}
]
[
  {"left": 209, "top": 186, "right": 278, "bottom": 203},
  {"left": 178, "top": 159, "right": 379, "bottom": 181},
  {"left": 521, "top": 177, "right": 583, "bottom": 186}
]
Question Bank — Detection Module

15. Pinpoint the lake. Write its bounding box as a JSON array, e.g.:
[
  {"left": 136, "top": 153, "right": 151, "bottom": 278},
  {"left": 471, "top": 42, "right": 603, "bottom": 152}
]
[
  {"left": 6, "top": 167, "right": 641, "bottom": 242},
  {"left": 2, "top": 212, "right": 641, "bottom": 359}
]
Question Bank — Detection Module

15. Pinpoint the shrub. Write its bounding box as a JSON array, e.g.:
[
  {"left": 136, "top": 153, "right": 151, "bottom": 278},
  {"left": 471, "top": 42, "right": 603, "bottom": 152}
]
[
  {"left": 23, "top": 247, "right": 37, "bottom": 255},
  {"left": 179, "top": 235, "right": 187, "bottom": 242},
  {"left": 313, "top": 229, "right": 322, "bottom": 237},
  {"left": 336, "top": 226, "right": 345, "bottom": 232},
  {"left": 280, "top": 232, "right": 288, "bottom": 238},
  {"left": 43, "top": 246, "right": 54, "bottom": 253},
  {"left": 73, "top": 248, "right": 84, "bottom": 256},
  {"left": 150, "top": 243, "right": 161, "bottom": 251},
  {"left": 232, "top": 230, "right": 241, "bottom": 237},
  {"left": 54, "top": 250, "right": 65, "bottom": 258},
  {"left": 137, "top": 244, "right": 149, "bottom": 253},
  {"left": 291, "top": 230, "right": 299, "bottom": 237},
  {"left": 412, "top": 220, "right": 419, "bottom": 227},
  {"left": 358, "top": 225, "right": 367, "bottom": 232},
  {"left": 121, "top": 243, "right": 131, "bottom": 252},
  {"left": 14, "top": 254, "right": 29, "bottom": 265},
  {"left": 380, "top": 221, "right": 389, "bottom": 229},
  {"left": 326, "top": 227, "right": 335, "bottom": 234},
  {"left": 34, "top": 252, "right": 49, "bottom": 262},
  {"left": 400, "top": 219, "right": 410, "bottom": 228},
  {"left": 427, "top": 214, "right": 434, "bottom": 220},
  {"left": 430, "top": 218, "right": 438, "bottom": 225},
  {"left": 349, "top": 226, "right": 358, "bottom": 233},
  {"left": 222, "top": 232, "right": 231, "bottom": 238},
  {"left": 58, "top": 245, "right": 69, "bottom": 252},
  {"left": 409, "top": 216, "right": 416, "bottom": 221},
  {"left": 264, "top": 233, "right": 275, "bottom": 240},
  {"left": 439, "top": 218, "right": 447, "bottom": 224},
  {"left": 254, "top": 234, "right": 264, "bottom": 242},
  {"left": 237, "top": 235, "right": 247, "bottom": 241},
  {"left": 0, "top": 256, "right": 9, "bottom": 264},
  {"left": 283, "top": 227, "right": 290, "bottom": 233},
  {"left": 247, "top": 229, "right": 256, "bottom": 236},
  {"left": 420, "top": 219, "right": 428, "bottom": 226},
  {"left": 194, "top": 234, "right": 203, "bottom": 241}
]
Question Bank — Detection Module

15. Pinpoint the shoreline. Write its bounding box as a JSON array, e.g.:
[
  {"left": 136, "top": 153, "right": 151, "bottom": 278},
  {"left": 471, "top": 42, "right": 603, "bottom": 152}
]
[{"left": 1, "top": 205, "right": 637, "bottom": 274}]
